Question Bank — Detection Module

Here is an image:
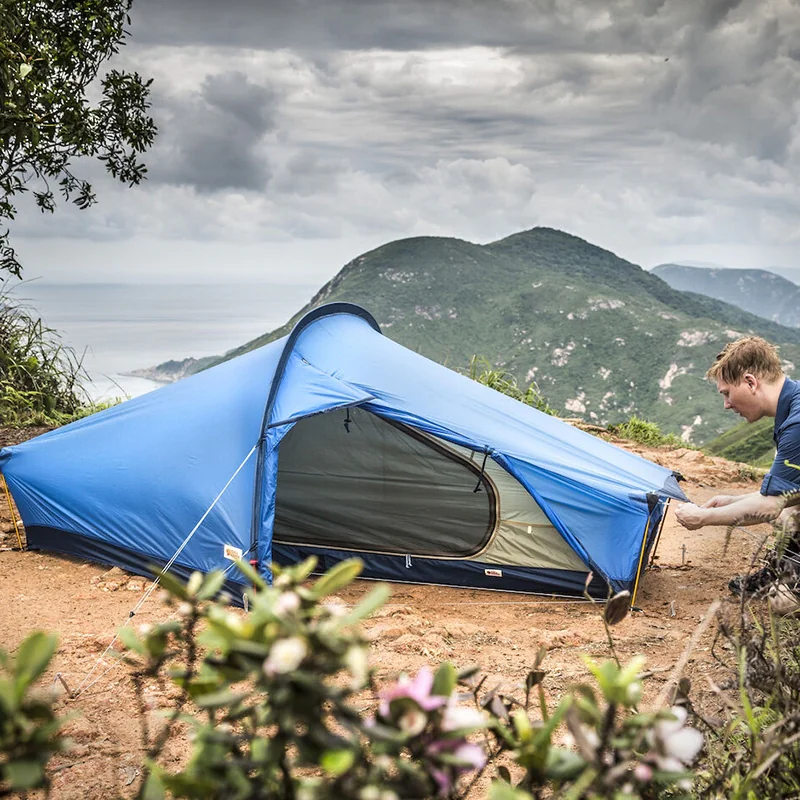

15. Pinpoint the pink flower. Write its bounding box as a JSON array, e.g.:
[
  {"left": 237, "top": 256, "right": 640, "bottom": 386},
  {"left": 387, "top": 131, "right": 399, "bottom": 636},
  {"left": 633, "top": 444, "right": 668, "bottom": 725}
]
[
  {"left": 426, "top": 740, "right": 487, "bottom": 796},
  {"left": 451, "top": 742, "right": 486, "bottom": 771},
  {"left": 378, "top": 667, "right": 447, "bottom": 718}
]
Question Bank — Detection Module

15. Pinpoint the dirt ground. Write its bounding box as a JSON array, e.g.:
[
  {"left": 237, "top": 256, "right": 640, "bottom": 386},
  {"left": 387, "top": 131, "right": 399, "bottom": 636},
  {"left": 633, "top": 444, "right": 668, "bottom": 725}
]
[{"left": 0, "top": 425, "right": 775, "bottom": 799}]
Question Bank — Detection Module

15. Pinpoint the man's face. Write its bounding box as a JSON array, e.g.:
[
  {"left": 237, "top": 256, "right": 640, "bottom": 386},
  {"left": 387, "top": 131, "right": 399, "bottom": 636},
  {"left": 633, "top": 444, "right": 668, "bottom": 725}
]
[{"left": 716, "top": 376, "right": 763, "bottom": 422}]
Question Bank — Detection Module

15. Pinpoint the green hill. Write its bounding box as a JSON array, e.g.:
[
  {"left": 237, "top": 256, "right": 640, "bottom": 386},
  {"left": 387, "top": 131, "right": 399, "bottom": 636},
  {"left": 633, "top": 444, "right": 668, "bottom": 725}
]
[
  {"left": 704, "top": 417, "right": 776, "bottom": 468},
  {"left": 156, "top": 228, "right": 800, "bottom": 444}
]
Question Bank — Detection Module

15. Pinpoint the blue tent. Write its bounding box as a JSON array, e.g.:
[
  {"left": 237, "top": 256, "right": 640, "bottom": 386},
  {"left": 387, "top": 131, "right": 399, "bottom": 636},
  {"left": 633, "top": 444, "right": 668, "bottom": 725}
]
[{"left": 0, "top": 303, "right": 686, "bottom": 600}]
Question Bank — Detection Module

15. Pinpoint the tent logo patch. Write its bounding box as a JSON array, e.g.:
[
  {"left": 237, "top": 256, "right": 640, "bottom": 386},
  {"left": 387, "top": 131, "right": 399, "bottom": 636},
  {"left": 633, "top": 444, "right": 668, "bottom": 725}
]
[
  {"left": 223, "top": 544, "right": 243, "bottom": 561},
  {"left": 484, "top": 568, "right": 503, "bottom": 578}
]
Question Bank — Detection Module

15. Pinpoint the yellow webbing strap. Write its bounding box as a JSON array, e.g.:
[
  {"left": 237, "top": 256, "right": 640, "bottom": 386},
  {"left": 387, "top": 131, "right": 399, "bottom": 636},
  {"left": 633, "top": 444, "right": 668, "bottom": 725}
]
[{"left": 1, "top": 474, "right": 23, "bottom": 550}]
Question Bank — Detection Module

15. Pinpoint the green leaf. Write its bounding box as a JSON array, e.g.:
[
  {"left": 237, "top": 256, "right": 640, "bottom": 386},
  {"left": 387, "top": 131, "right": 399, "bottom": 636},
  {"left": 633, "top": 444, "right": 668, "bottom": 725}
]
[
  {"left": 340, "top": 584, "right": 391, "bottom": 625},
  {"left": 155, "top": 570, "right": 189, "bottom": 600},
  {"left": 235, "top": 558, "right": 267, "bottom": 590},
  {"left": 320, "top": 749, "right": 356, "bottom": 776},
  {"left": 196, "top": 571, "right": 226, "bottom": 601},
  {"left": 193, "top": 688, "right": 247, "bottom": 709},
  {"left": 14, "top": 631, "right": 58, "bottom": 693},
  {"left": 282, "top": 556, "right": 317, "bottom": 582},
  {"left": 489, "top": 781, "right": 534, "bottom": 800},
  {"left": 117, "top": 626, "right": 146, "bottom": 655},
  {"left": 19, "top": 63, "right": 33, "bottom": 79},
  {"left": 311, "top": 559, "right": 363, "bottom": 598},
  {"left": 512, "top": 707, "right": 532, "bottom": 742},
  {"left": 6, "top": 760, "right": 45, "bottom": 789},
  {"left": 432, "top": 662, "right": 457, "bottom": 697},
  {"left": 0, "top": 677, "right": 16, "bottom": 713},
  {"left": 545, "top": 748, "right": 587, "bottom": 781},
  {"left": 141, "top": 770, "right": 166, "bottom": 800},
  {"left": 186, "top": 571, "right": 203, "bottom": 597}
]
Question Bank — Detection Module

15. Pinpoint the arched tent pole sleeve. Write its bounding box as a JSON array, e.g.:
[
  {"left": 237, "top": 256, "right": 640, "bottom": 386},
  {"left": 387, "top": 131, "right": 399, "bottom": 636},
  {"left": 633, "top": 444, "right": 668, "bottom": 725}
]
[{"left": 249, "top": 303, "right": 382, "bottom": 564}]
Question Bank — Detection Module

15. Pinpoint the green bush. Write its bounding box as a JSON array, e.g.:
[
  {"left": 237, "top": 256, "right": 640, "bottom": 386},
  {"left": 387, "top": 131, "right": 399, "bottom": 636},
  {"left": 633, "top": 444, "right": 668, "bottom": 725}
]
[
  {"left": 0, "top": 631, "right": 68, "bottom": 794},
  {"left": 0, "top": 286, "right": 112, "bottom": 425},
  {"left": 466, "top": 356, "right": 557, "bottom": 416},
  {"left": 114, "top": 561, "right": 704, "bottom": 800},
  {"left": 609, "top": 416, "right": 685, "bottom": 449}
]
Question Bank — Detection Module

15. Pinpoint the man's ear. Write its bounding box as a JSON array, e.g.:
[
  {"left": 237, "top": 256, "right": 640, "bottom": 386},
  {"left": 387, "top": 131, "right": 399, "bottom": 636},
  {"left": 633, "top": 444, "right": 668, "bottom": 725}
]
[{"left": 743, "top": 373, "right": 759, "bottom": 392}]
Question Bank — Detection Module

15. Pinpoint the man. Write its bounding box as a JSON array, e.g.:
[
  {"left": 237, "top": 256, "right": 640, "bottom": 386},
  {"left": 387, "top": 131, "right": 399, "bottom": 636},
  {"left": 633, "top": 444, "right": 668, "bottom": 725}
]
[{"left": 675, "top": 336, "right": 800, "bottom": 600}]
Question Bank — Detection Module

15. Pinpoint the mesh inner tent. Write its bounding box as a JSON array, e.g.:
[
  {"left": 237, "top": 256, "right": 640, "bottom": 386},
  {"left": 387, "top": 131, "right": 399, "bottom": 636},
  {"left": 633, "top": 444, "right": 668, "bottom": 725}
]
[{"left": 273, "top": 407, "right": 497, "bottom": 558}]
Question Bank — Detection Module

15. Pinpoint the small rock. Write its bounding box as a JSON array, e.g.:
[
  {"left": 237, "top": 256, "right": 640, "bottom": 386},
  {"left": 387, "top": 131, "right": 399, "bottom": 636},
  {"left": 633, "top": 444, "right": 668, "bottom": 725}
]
[
  {"left": 366, "top": 623, "right": 406, "bottom": 641},
  {"left": 102, "top": 566, "right": 128, "bottom": 579}
]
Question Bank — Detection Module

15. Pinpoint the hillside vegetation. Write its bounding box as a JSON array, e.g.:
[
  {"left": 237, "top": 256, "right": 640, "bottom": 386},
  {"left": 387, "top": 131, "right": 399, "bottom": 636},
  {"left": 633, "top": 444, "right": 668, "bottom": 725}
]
[
  {"left": 653, "top": 263, "right": 800, "bottom": 328},
  {"left": 704, "top": 416, "right": 776, "bottom": 468},
  {"left": 156, "top": 228, "right": 800, "bottom": 444}
]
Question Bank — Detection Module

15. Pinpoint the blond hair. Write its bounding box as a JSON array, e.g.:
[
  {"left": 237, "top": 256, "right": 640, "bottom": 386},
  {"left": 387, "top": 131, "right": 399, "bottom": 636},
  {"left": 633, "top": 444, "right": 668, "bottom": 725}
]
[{"left": 706, "top": 336, "right": 784, "bottom": 384}]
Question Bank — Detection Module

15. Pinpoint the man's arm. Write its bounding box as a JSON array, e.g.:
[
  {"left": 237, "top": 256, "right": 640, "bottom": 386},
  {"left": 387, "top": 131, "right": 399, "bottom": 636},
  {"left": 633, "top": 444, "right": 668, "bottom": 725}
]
[
  {"left": 675, "top": 492, "right": 785, "bottom": 530},
  {"left": 700, "top": 494, "right": 742, "bottom": 509}
]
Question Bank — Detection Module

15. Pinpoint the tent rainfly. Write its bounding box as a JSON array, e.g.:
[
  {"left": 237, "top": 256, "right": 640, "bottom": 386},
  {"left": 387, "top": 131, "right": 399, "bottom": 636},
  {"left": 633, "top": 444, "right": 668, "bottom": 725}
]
[{"left": 0, "top": 303, "right": 686, "bottom": 602}]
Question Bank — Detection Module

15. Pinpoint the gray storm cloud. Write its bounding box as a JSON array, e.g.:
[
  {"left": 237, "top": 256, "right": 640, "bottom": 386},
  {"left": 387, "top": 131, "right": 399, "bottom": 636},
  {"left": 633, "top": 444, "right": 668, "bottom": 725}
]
[
  {"left": 149, "top": 71, "right": 277, "bottom": 193},
  {"left": 13, "top": 0, "right": 800, "bottom": 277}
]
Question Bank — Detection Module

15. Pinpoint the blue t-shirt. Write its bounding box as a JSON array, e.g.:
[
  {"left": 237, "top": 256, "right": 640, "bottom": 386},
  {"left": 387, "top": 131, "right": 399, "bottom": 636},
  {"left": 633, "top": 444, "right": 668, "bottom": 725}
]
[{"left": 761, "top": 377, "right": 800, "bottom": 496}]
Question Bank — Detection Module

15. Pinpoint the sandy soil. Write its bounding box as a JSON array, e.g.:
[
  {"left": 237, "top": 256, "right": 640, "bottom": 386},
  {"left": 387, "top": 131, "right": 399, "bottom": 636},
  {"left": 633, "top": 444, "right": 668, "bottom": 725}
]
[{"left": 0, "top": 426, "right": 774, "bottom": 799}]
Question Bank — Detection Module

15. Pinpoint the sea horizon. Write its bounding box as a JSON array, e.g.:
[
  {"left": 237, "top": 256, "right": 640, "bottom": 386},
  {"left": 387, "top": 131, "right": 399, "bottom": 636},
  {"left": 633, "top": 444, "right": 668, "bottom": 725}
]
[{"left": 6, "top": 281, "right": 319, "bottom": 403}]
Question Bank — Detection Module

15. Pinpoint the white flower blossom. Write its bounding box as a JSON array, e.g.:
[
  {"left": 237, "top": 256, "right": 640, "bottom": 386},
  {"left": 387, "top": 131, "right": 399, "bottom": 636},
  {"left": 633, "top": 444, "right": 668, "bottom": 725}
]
[
  {"left": 263, "top": 636, "right": 307, "bottom": 675},
  {"left": 345, "top": 646, "right": 369, "bottom": 688},
  {"left": 397, "top": 707, "right": 428, "bottom": 736},
  {"left": 441, "top": 704, "right": 486, "bottom": 732},
  {"left": 324, "top": 601, "right": 349, "bottom": 617},
  {"left": 273, "top": 591, "right": 301, "bottom": 616},
  {"left": 655, "top": 707, "right": 704, "bottom": 765}
]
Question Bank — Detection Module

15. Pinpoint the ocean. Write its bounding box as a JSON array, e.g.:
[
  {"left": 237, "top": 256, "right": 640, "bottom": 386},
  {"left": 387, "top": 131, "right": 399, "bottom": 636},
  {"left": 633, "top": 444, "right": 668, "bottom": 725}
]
[{"left": 6, "top": 282, "right": 318, "bottom": 402}]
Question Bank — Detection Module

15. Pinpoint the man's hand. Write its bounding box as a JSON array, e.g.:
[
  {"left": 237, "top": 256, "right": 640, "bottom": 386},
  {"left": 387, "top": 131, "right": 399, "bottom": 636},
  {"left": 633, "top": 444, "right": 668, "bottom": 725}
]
[{"left": 675, "top": 502, "right": 706, "bottom": 530}]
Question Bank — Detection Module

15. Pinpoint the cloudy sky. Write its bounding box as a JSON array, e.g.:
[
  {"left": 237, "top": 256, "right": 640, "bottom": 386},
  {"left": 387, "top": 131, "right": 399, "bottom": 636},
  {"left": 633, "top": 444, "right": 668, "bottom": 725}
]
[{"left": 13, "top": 0, "right": 800, "bottom": 285}]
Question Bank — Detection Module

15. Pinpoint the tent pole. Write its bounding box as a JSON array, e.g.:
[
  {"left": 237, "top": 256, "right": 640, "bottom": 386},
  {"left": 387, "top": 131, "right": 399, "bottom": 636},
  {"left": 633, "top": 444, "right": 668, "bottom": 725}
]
[
  {"left": 1, "top": 475, "right": 23, "bottom": 550},
  {"left": 648, "top": 498, "right": 671, "bottom": 569},
  {"left": 630, "top": 514, "right": 653, "bottom": 608}
]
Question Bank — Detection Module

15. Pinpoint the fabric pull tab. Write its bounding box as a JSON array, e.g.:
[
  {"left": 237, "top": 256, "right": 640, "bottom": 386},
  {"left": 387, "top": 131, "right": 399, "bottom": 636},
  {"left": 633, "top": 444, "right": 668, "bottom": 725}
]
[{"left": 405, "top": 555, "right": 412, "bottom": 569}]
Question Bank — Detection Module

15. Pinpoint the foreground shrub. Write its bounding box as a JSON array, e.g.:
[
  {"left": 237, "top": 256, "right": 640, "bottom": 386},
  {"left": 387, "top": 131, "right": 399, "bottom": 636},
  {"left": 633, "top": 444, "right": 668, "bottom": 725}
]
[
  {"left": 694, "top": 604, "right": 800, "bottom": 798},
  {"left": 116, "top": 561, "right": 704, "bottom": 799},
  {"left": 0, "top": 631, "right": 68, "bottom": 795}
]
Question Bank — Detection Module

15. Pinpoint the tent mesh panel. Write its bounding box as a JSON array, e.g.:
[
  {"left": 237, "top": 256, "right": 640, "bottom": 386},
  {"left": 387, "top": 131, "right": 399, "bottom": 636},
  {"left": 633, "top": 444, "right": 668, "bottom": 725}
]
[{"left": 273, "top": 408, "right": 496, "bottom": 557}]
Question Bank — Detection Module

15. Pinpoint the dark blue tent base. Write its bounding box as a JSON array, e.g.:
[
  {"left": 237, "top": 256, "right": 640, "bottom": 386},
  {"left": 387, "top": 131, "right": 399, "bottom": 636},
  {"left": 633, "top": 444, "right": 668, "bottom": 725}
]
[
  {"left": 26, "top": 526, "right": 252, "bottom": 607},
  {"left": 273, "top": 543, "right": 611, "bottom": 598},
  {"left": 26, "top": 525, "right": 612, "bottom": 603}
]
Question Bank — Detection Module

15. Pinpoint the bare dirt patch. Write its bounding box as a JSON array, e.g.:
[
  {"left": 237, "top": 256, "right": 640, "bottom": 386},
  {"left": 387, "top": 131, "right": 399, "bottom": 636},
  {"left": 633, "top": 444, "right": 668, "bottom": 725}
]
[{"left": 0, "top": 426, "right": 773, "bottom": 799}]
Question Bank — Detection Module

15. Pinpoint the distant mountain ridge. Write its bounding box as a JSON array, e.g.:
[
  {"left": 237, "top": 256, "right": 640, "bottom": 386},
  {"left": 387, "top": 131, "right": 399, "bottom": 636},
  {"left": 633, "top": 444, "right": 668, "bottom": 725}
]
[
  {"left": 143, "top": 228, "right": 800, "bottom": 444},
  {"left": 652, "top": 263, "right": 800, "bottom": 328}
]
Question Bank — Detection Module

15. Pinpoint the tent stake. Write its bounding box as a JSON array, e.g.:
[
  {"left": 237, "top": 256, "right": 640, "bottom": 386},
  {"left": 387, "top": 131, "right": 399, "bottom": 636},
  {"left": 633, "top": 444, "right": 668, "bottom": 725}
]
[{"left": 1, "top": 475, "right": 23, "bottom": 550}]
